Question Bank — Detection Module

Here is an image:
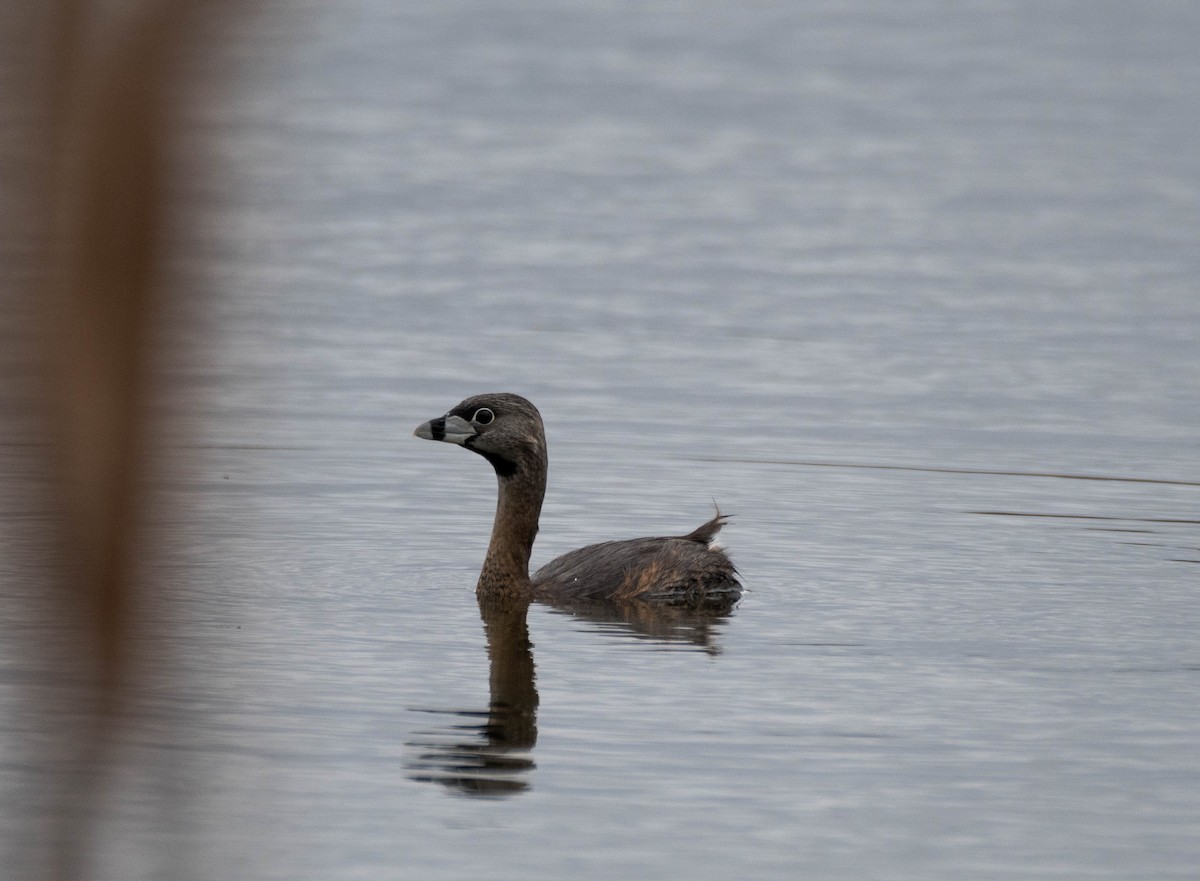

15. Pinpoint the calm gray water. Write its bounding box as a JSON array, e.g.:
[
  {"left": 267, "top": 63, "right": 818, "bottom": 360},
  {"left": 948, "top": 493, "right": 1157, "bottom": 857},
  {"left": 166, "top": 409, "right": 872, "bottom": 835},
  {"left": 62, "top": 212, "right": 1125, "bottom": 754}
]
[{"left": 4, "top": 1, "right": 1200, "bottom": 878}]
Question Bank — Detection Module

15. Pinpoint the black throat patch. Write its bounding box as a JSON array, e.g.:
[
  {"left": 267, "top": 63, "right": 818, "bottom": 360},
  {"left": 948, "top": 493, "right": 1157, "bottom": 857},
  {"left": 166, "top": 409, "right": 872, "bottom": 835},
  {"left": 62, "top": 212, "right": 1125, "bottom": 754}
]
[
  {"left": 463, "top": 435, "right": 518, "bottom": 478},
  {"left": 481, "top": 450, "right": 518, "bottom": 479}
]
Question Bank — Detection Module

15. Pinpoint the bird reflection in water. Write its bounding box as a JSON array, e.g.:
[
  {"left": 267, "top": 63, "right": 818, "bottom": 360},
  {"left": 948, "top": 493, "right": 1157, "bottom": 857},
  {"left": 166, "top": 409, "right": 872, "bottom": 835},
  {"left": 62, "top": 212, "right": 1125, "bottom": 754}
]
[
  {"left": 406, "top": 595, "right": 734, "bottom": 797},
  {"left": 406, "top": 597, "right": 539, "bottom": 797}
]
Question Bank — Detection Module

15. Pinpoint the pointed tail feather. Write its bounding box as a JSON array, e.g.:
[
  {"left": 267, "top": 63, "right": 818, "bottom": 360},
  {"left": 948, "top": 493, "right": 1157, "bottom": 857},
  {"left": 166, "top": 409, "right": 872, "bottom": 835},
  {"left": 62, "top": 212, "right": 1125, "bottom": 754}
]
[{"left": 682, "top": 511, "right": 731, "bottom": 545}]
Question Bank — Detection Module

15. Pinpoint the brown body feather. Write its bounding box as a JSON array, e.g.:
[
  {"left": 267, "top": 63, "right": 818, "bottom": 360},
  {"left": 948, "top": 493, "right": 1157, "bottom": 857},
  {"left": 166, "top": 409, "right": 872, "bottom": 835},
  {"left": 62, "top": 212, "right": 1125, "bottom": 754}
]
[{"left": 532, "top": 514, "right": 739, "bottom": 606}]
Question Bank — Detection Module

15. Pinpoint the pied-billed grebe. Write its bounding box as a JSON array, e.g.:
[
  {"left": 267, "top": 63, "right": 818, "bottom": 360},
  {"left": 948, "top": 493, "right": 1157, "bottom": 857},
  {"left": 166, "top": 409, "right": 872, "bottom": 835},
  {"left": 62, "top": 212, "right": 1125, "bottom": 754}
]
[{"left": 414, "top": 393, "right": 741, "bottom": 608}]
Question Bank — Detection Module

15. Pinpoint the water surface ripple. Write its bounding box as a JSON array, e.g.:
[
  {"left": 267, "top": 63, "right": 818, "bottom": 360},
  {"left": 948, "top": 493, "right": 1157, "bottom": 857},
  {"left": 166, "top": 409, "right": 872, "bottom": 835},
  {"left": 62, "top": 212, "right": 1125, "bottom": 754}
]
[{"left": 3, "top": 2, "right": 1199, "bottom": 880}]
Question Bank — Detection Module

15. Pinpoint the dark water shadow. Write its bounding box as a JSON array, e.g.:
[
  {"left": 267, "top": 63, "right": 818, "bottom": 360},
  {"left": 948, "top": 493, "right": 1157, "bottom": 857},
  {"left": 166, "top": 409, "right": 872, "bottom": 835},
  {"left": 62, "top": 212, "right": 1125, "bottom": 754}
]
[
  {"left": 969, "top": 510, "right": 1200, "bottom": 565},
  {"left": 537, "top": 596, "right": 736, "bottom": 656},
  {"left": 405, "top": 598, "right": 538, "bottom": 797}
]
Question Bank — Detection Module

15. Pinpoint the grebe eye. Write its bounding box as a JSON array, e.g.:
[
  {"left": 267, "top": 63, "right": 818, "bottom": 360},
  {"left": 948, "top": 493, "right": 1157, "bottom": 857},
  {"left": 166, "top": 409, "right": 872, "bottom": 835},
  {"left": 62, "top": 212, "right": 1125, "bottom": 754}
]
[{"left": 472, "top": 407, "right": 495, "bottom": 425}]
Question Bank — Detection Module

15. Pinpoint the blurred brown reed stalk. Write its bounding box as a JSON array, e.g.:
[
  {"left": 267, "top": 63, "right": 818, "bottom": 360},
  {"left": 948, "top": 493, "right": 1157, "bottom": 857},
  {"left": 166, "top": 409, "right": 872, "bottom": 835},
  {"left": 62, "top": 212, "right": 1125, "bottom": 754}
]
[{"left": 3, "top": 2, "right": 239, "bottom": 878}]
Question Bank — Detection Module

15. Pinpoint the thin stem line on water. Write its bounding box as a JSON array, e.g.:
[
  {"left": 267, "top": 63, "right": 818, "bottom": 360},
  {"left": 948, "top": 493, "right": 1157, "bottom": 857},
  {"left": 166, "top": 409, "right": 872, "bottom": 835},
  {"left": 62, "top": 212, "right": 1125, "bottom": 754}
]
[
  {"left": 967, "top": 511, "right": 1200, "bottom": 524},
  {"left": 679, "top": 457, "right": 1200, "bottom": 488}
]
